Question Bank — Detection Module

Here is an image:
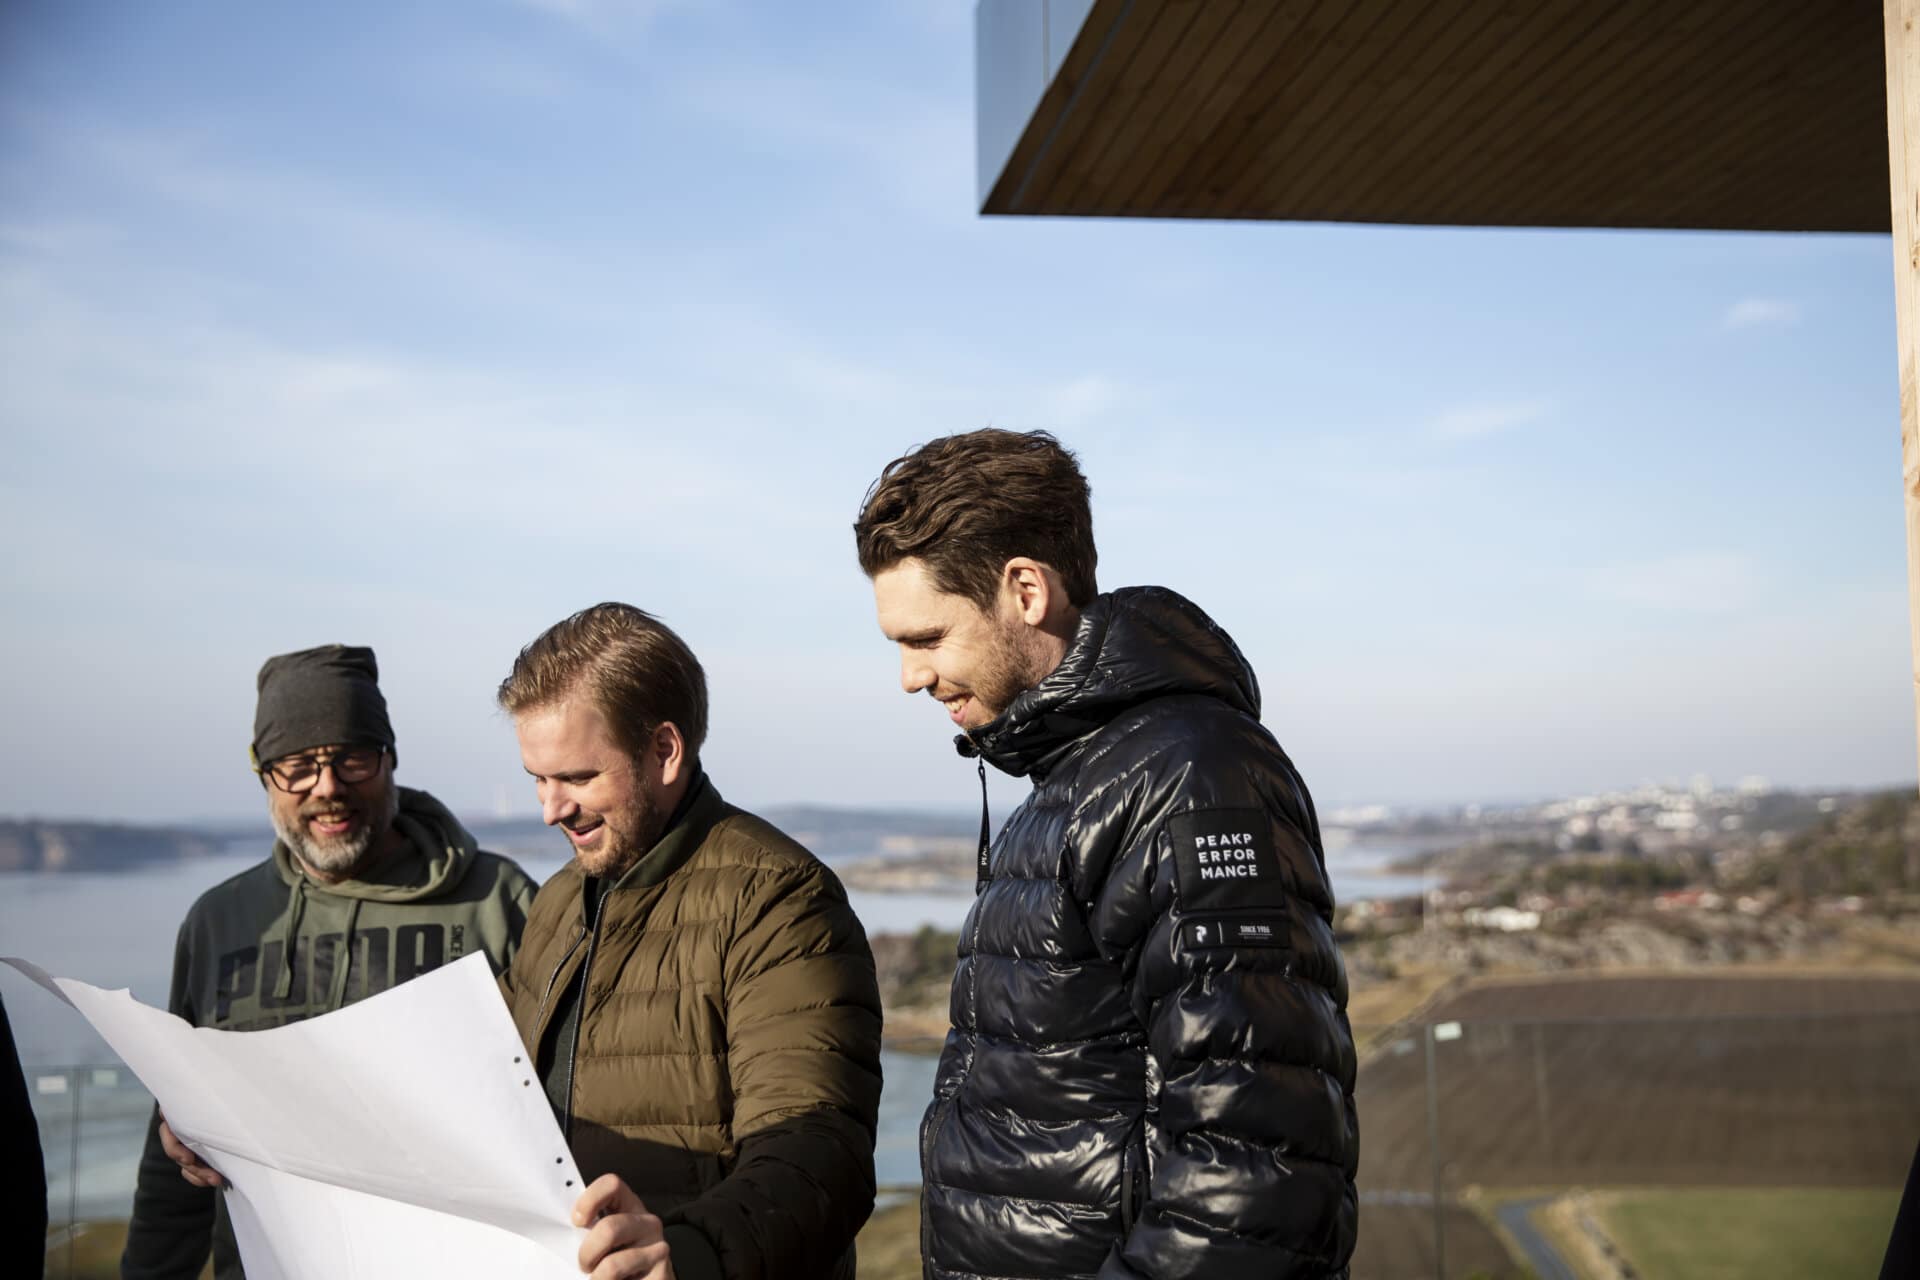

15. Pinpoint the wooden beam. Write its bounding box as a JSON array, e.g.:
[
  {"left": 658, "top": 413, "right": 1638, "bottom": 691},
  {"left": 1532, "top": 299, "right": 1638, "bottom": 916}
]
[{"left": 1886, "top": 0, "right": 1920, "bottom": 786}]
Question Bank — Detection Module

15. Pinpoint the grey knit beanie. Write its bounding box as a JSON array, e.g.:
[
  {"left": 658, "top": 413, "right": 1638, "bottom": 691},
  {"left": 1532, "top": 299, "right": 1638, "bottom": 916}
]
[{"left": 252, "top": 644, "right": 395, "bottom": 764}]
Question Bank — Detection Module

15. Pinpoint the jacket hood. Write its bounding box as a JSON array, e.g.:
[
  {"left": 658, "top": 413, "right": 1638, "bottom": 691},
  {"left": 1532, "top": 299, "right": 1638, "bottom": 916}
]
[
  {"left": 962, "top": 586, "right": 1261, "bottom": 779},
  {"left": 272, "top": 785, "right": 480, "bottom": 902}
]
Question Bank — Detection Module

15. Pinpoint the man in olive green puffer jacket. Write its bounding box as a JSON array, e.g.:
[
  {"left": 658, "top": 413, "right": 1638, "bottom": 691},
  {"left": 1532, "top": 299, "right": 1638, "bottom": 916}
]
[
  {"left": 497, "top": 603, "right": 883, "bottom": 1280},
  {"left": 121, "top": 645, "right": 536, "bottom": 1280}
]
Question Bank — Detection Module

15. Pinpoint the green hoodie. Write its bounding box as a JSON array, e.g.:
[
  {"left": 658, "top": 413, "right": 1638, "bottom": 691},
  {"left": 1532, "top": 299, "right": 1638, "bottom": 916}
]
[{"left": 121, "top": 787, "right": 536, "bottom": 1280}]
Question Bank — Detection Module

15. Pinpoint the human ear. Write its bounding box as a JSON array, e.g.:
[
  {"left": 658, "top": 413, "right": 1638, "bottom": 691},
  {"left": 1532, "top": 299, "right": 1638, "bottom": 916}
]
[
  {"left": 653, "top": 722, "right": 688, "bottom": 787},
  {"left": 1001, "top": 558, "right": 1053, "bottom": 626}
]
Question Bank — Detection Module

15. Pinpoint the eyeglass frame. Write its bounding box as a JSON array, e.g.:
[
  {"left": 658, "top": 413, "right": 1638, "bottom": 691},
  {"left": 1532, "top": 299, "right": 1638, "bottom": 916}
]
[{"left": 250, "top": 743, "right": 392, "bottom": 794}]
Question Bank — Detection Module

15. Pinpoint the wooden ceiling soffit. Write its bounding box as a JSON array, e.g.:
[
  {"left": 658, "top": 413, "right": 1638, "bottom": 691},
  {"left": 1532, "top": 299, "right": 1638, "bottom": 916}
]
[{"left": 979, "top": 0, "right": 1890, "bottom": 233}]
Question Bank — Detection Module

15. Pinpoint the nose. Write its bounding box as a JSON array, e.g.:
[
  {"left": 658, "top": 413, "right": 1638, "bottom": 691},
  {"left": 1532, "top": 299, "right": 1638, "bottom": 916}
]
[
  {"left": 538, "top": 784, "right": 576, "bottom": 828},
  {"left": 900, "top": 651, "right": 934, "bottom": 695},
  {"left": 310, "top": 764, "right": 344, "bottom": 799}
]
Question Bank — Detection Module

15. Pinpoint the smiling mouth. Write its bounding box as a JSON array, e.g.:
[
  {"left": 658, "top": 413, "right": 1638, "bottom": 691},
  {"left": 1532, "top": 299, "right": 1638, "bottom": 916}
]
[
  {"left": 942, "top": 694, "right": 972, "bottom": 724},
  {"left": 306, "top": 809, "right": 358, "bottom": 834},
  {"left": 563, "top": 820, "right": 604, "bottom": 844}
]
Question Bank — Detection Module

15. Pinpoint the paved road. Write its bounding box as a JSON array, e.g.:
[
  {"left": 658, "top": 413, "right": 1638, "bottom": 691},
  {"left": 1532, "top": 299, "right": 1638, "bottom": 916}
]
[{"left": 1496, "top": 1197, "right": 1579, "bottom": 1280}]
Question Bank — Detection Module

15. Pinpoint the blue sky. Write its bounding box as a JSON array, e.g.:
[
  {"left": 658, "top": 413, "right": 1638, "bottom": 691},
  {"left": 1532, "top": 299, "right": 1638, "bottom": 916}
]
[{"left": 0, "top": 0, "right": 1910, "bottom": 824}]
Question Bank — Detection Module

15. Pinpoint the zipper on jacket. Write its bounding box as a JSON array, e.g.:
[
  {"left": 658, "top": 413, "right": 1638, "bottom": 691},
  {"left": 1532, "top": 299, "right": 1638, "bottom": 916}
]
[
  {"left": 532, "top": 922, "right": 588, "bottom": 1036},
  {"left": 918, "top": 1106, "right": 940, "bottom": 1265},
  {"left": 559, "top": 902, "right": 608, "bottom": 1140},
  {"left": 1119, "top": 1144, "right": 1135, "bottom": 1231}
]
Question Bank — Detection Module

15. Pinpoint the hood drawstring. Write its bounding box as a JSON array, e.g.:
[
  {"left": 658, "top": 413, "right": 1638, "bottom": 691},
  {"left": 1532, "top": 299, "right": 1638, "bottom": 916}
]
[
  {"left": 274, "top": 876, "right": 307, "bottom": 1000},
  {"left": 955, "top": 733, "right": 992, "bottom": 894},
  {"left": 327, "top": 896, "right": 362, "bottom": 1012},
  {"left": 973, "top": 756, "right": 991, "bottom": 895}
]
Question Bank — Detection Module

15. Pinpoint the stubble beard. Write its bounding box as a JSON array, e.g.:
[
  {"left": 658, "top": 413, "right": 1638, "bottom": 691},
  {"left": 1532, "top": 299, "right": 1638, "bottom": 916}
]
[
  {"left": 965, "top": 617, "right": 1053, "bottom": 724},
  {"left": 574, "top": 783, "right": 665, "bottom": 881}
]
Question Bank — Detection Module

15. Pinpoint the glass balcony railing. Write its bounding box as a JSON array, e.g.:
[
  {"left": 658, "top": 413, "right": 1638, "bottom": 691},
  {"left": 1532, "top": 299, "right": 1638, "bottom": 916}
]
[
  {"left": 30, "top": 1063, "right": 160, "bottom": 1280},
  {"left": 30, "top": 1006, "right": 1920, "bottom": 1280}
]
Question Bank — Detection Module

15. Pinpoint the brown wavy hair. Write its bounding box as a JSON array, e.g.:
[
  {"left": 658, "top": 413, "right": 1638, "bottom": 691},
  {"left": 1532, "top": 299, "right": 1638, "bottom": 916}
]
[
  {"left": 497, "top": 602, "right": 709, "bottom": 760},
  {"left": 854, "top": 429, "right": 1097, "bottom": 610}
]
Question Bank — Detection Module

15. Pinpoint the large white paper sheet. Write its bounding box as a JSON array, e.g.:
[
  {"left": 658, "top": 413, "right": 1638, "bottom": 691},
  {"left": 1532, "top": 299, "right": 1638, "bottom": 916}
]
[{"left": 6, "top": 951, "right": 585, "bottom": 1279}]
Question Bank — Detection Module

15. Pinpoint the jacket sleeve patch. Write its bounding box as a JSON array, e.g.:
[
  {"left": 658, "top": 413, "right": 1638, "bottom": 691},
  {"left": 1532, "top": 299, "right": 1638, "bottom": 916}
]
[
  {"left": 1169, "top": 808, "right": 1291, "bottom": 912},
  {"left": 1183, "top": 915, "right": 1289, "bottom": 950}
]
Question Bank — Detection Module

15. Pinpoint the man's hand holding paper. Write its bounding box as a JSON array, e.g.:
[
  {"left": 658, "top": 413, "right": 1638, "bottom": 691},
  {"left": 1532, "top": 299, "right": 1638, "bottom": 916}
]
[{"left": 6, "top": 952, "right": 586, "bottom": 1280}]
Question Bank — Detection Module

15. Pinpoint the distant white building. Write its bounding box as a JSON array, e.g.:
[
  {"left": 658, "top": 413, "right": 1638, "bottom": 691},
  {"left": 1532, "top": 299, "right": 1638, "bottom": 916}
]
[{"left": 1463, "top": 906, "right": 1541, "bottom": 932}]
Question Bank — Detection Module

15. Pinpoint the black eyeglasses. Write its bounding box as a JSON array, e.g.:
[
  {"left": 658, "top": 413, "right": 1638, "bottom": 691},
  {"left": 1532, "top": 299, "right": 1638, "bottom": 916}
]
[{"left": 258, "top": 745, "right": 388, "bottom": 794}]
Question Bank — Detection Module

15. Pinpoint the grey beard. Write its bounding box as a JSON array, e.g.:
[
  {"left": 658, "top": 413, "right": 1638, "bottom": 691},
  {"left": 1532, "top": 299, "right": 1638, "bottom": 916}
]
[{"left": 277, "top": 787, "right": 401, "bottom": 877}]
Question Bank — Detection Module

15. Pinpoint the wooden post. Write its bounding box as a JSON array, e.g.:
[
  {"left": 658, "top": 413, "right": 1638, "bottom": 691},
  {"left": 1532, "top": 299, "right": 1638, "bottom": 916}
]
[{"left": 1887, "top": 0, "right": 1920, "bottom": 788}]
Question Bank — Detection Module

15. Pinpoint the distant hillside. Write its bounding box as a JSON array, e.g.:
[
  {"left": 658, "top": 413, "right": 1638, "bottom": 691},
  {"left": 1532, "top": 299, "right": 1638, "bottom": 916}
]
[
  {"left": 464, "top": 804, "right": 977, "bottom": 862},
  {"left": 0, "top": 803, "right": 982, "bottom": 872},
  {"left": 0, "top": 820, "right": 228, "bottom": 872},
  {"left": 1380, "top": 786, "right": 1919, "bottom": 901},
  {"left": 1743, "top": 788, "right": 1920, "bottom": 898}
]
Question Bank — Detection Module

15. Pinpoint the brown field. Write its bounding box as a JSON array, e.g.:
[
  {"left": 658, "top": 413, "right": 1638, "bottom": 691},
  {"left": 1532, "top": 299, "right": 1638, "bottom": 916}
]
[
  {"left": 1348, "top": 965, "right": 1467, "bottom": 1035},
  {"left": 73, "top": 973, "right": 1910, "bottom": 1280},
  {"left": 872, "top": 971, "right": 1920, "bottom": 1279},
  {"left": 856, "top": 1198, "right": 923, "bottom": 1280},
  {"left": 1358, "top": 971, "right": 1920, "bottom": 1195},
  {"left": 1421, "top": 968, "right": 1920, "bottom": 1021}
]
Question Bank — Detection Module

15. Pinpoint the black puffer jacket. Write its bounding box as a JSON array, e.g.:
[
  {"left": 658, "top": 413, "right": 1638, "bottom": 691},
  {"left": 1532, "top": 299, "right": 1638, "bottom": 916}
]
[{"left": 919, "top": 587, "right": 1358, "bottom": 1279}]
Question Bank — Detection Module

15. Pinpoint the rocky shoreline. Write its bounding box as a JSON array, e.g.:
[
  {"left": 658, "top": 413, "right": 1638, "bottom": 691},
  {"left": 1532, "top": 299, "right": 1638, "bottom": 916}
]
[{"left": 0, "top": 820, "right": 231, "bottom": 873}]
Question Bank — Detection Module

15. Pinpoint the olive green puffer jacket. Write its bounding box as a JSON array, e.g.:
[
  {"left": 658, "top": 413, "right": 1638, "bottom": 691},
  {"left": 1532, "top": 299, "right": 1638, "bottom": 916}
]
[{"left": 502, "top": 775, "right": 883, "bottom": 1280}]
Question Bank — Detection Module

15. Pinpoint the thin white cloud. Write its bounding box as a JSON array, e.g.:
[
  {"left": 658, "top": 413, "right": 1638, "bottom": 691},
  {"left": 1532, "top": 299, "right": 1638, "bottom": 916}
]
[
  {"left": 1428, "top": 400, "right": 1550, "bottom": 442},
  {"left": 1585, "top": 552, "right": 1764, "bottom": 614},
  {"left": 0, "top": 268, "right": 733, "bottom": 540},
  {"left": 1723, "top": 298, "right": 1798, "bottom": 329}
]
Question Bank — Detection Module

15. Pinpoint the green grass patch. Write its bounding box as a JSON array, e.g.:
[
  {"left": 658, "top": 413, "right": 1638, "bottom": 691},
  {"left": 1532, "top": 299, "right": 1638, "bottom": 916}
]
[{"left": 1600, "top": 1187, "right": 1898, "bottom": 1280}]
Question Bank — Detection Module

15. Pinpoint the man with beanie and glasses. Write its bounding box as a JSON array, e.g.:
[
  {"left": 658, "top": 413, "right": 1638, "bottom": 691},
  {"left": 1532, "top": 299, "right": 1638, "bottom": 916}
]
[{"left": 121, "top": 644, "right": 537, "bottom": 1280}]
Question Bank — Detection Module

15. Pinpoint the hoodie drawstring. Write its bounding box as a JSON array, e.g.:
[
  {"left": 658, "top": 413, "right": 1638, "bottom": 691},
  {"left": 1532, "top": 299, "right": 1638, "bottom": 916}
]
[
  {"left": 974, "top": 757, "right": 991, "bottom": 895},
  {"left": 274, "top": 877, "right": 307, "bottom": 1000},
  {"left": 328, "top": 896, "right": 362, "bottom": 1012},
  {"left": 275, "top": 876, "right": 366, "bottom": 1008}
]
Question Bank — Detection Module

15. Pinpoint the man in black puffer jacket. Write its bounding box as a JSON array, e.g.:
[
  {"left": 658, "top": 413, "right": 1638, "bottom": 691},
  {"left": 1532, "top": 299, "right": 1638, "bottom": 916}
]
[{"left": 855, "top": 430, "right": 1357, "bottom": 1279}]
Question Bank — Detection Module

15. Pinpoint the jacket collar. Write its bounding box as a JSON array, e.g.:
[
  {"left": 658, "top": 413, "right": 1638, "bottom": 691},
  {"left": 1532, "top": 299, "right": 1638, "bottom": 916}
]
[
  {"left": 606, "top": 767, "right": 726, "bottom": 892},
  {"left": 960, "top": 586, "right": 1261, "bottom": 780}
]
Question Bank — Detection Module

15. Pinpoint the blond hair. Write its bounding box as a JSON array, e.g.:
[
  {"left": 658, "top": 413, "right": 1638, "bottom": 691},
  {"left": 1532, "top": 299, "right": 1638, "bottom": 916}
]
[{"left": 498, "top": 603, "right": 708, "bottom": 759}]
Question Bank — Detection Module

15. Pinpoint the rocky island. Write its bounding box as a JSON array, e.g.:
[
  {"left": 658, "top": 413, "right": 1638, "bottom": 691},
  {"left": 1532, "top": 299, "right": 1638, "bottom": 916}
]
[{"left": 0, "top": 820, "right": 233, "bottom": 873}]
